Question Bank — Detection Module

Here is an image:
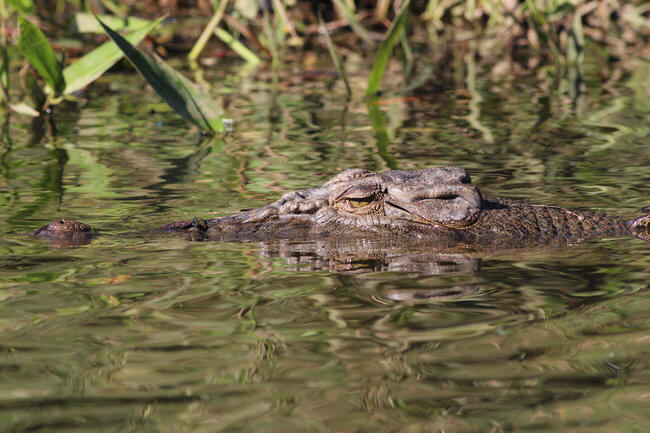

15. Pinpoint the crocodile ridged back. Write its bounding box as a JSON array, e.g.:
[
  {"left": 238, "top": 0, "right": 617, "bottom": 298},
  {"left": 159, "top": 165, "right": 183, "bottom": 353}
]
[{"left": 471, "top": 196, "right": 629, "bottom": 246}]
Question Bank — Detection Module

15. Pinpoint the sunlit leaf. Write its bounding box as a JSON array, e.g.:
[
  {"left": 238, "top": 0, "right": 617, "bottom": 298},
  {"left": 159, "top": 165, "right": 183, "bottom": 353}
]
[
  {"left": 63, "top": 17, "right": 163, "bottom": 95},
  {"left": 96, "top": 16, "right": 224, "bottom": 132},
  {"left": 18, "top": 17, "right": 65, "bottom": 94},
  {"left": 72, "top": 12, "right": 151, "bottom": 34},
  {"left": 366, "top": 0, "right": 410, "bottom": 97},
  {"left": 8, "top": 102, "right": 39, "bottom": 117}
]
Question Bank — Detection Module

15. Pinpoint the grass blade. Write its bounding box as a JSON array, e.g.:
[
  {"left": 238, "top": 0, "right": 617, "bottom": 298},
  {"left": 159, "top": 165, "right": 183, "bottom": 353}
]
[
  {"left": 567, "top": 12, "right": 584, "bottom": 66},
  {"left": 524, "top": 0, "right": 561, "bottom": 62},
  {"left": 96, "top": 15, "right": 224, "bottom": 132},
  {"left": 63, "top": 17, "right": 163, "bottom": 95},
  {"left": 566, "top": 12, "right": 584, "bottom": 105},
  {"left": 366, "top": 0, "right": 410, "bottom": 97},
  {"left": 18, "top": 17, "right": 65, "bottom": 94},
  {"left": 399, "top": 26, "right": 413, "bottom": 77},
  {"left": 262, "top": 10, "right": 280, "bottom": 70},
  {"left": 214, "top": 27, "right": 261, "bottom": 65},
  {"left": 271, "top": 0, "right": 287, "bottom": 53},
  {"left": 319, "top": 15, "right": 350, "bottom": 97},
  {"left": 72, "top": 12, "right": 151, "bottom": 34},
  {"left": 188, "top": 0, "right": 229, "bottom": 62},
  {"left": 334, "top": 0, "right": 375, "bottom": 46},
  {"left": 332, "top": 0, "right": 374, "bottom": 46}
]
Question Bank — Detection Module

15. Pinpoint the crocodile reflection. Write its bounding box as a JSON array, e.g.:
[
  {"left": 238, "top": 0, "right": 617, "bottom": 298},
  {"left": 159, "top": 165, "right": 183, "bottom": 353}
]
[
  {"left": 257, "top": 240, "right": 481, "bottom": 275},
  {"left": 256, "top": 240, "right": 483, "bottom": 302}
]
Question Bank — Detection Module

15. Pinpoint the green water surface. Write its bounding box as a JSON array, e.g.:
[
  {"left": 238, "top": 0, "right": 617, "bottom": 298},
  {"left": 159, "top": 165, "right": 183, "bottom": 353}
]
[{"left": 0, "top": 55, "right": 649, "bottom": 432}]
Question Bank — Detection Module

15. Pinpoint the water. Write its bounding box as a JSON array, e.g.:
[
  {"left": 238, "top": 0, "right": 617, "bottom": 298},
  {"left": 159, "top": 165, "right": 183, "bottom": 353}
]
[{"left": 1, "top": 54, "right": 649, "bottom": 432}]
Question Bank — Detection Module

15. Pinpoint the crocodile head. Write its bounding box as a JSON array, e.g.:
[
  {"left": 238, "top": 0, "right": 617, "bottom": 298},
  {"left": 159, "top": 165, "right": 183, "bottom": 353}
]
[
  {"left": 194, "top": 167, "right": 483, "bottom": 242},
  {"left": 32, "top": 219, "right": 93, "bottom": 247}
]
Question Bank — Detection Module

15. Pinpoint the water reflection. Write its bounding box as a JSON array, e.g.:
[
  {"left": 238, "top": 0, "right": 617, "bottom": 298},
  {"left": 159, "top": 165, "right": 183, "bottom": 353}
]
[{"left": 258, "top": 241, "right": 481, "bottom": 275}]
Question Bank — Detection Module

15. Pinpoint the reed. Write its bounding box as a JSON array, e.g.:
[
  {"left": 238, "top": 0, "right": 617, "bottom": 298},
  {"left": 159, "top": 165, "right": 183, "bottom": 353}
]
[
  {"left": 319, "top": 14, "right": 351, "bottom": 97},
  {"left": 366, "top": 0, "right": 410, "bottom": 97}
]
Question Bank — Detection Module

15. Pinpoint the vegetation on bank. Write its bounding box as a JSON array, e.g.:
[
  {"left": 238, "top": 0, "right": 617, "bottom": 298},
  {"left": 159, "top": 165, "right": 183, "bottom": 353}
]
[{"left": 0, "top": 0, "right": 648, "bottom": 132}]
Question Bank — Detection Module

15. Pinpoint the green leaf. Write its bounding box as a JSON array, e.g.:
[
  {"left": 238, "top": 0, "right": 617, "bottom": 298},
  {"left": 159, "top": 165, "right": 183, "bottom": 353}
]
[
  {"left": 8, "top": 102, "right": 39, "bottom": 117},
  {"left": 96, "top": 16, "right": 224, "bottom": 133},
  {"left": 8, "top": 0, "right": 35, "bottom": 14},
  {"left": 63, "top": 17, "right": 162, "bottom": 95},
  {"left": 366, "top": 0, "right": 410, "bottom": 97},
  {"left": 72, "top": 12, "right": 151, "bottom": 34},
  {"left": 18, "top": 17, "right": 65, "bottom": 95}
]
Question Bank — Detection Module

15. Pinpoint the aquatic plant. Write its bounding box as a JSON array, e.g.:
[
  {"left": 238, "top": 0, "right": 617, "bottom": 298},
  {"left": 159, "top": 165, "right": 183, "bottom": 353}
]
[
  {"left": 2, "top": 8, "right": 160, "bottom": 114},
  {"left": 1, "top": 0, "right": 646, "bottom": 132},
  {"left": 97, "top": 16, "right": 224, "bottom": 133}
]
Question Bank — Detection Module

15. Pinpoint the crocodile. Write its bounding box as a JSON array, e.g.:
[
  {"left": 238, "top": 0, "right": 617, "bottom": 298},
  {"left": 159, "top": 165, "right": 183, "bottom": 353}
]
[{"left": 32, "top": 167, "right": 650, "bottom": 249}]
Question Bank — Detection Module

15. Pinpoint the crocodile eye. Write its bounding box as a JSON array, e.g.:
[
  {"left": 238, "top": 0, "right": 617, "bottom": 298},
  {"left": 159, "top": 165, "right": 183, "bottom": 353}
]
[
  {"left": 346, "top": 198, "right": 374, "bottom": 209},
  {"left": 334, "top": 184, "right": 383, "bottom": 214}
]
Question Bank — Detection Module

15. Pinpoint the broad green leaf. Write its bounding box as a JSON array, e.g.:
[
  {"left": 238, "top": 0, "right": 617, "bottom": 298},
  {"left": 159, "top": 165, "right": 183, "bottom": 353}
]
[
  {"left": 63, "top": 17, "right": 162, "bottom": 95},
  {"left": 8, "top": 0, "right": 35, "bottom": 14},
  {"left": 18, "top": 17, "right": 65, "bottom": 94},
  {"left": 366, "top": 0, "right": 410, "bottom": 97},
  {"left": 96, "top": 16, "right": 224, "bottom": 132},
  {"left": 73, "top": 12, "right": 151, "bottom": 34}
]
